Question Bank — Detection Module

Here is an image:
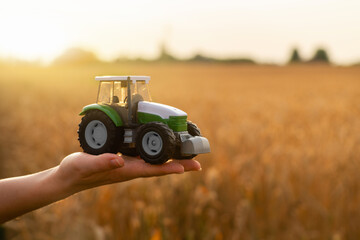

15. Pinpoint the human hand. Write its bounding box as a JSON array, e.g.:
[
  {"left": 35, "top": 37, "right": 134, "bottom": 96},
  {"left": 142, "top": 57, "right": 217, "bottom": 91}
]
[
  {"left": 0, "top": 153, "right": 201, "bottom": 223},
  {"left": 55, "top": 153, "right": 201, "bottom": 195}
]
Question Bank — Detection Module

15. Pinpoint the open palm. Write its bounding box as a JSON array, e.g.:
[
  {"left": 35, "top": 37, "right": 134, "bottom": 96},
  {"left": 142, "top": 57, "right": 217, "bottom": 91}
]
[{"left": 57, "top": 152, "right": 202, "bottom": 193}]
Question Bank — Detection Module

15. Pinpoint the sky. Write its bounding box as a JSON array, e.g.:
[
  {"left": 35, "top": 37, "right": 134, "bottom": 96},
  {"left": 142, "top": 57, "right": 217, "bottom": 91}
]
[{"left": 0, "top": 0, "right": 359, "bottom": 64}]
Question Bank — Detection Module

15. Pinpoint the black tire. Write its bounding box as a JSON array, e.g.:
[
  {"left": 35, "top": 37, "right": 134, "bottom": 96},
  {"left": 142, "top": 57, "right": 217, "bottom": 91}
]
[
  {"left": 173, "top": 121, "right": 201, "bottom": 159},
  {"left": 187, "top": 121, "right": 201, "bottom": 136},
  {"left": 136, "top": 122, "right": 176, "bottom": 164},
  {"left": 78, "top": 110, "right": 121, "bottom": 155}
]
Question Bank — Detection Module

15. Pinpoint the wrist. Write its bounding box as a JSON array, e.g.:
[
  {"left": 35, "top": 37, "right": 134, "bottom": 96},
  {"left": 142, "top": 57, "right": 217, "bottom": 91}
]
[
  {"left": 47, "top": 166, "right": 78, "bottom": 200},
  {"left": 51, "top": 163, "right": 94, "bottom": 197}
]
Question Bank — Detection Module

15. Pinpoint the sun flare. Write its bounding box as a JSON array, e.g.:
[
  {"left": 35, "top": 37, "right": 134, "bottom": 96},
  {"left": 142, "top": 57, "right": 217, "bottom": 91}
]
[
  {"left": 0, "top": 12, "right": 69, "bottom": 62},
  {"left": 0, "top": 0, "right": 359, "bottom": 64}
]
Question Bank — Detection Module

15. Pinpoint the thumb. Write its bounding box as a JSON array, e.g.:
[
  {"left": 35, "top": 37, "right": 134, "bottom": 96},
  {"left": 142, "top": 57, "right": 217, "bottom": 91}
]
[{"left": 84, "top": 153, "right": 124, "bottom": 174}]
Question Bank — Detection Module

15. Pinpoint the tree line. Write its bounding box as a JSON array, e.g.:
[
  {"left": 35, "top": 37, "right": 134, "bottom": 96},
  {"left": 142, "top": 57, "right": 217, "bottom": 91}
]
[
  {"left": 53, "top": 46, "right": 331, "bottom": 65},
  {"left": 288, "top": 48, "right": 330, "bottom": 64}
]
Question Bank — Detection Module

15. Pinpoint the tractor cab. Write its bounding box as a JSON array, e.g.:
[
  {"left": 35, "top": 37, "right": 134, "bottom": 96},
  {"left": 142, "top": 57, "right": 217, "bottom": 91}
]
[
  {"left": 95, "top": 76, "right": 151, "bottom": 124},
  {"left": 96, "top": 76, "right": 151, "bottom": 105}
]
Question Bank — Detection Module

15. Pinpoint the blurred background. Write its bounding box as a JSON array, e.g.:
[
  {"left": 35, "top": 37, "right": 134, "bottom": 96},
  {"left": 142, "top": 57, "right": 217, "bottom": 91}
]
[{"left": 1, "top": 0, "right": 360, "bottom": 239}]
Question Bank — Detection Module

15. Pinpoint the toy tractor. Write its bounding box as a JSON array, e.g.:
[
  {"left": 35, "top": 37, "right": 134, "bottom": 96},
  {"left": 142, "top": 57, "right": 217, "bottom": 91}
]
[{"left": 78, "top": 76, "right": 210, "bottom": 164}]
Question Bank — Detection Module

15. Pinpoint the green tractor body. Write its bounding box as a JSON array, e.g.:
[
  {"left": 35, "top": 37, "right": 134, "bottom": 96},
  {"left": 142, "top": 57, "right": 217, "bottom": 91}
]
[{"left": 78, "top": 76, "right": 210, "bottom": 164}]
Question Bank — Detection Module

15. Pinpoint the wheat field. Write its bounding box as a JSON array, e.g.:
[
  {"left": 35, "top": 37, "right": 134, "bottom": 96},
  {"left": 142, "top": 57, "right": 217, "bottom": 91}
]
[{"left": 0, "top": 63, "right": 359, "bottom": 239}]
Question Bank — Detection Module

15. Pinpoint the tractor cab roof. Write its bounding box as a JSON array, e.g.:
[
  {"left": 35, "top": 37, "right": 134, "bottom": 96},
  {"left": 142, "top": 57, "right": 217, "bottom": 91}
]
[{"left": 95, "top": 76, "right": 150, "bottom": 84}]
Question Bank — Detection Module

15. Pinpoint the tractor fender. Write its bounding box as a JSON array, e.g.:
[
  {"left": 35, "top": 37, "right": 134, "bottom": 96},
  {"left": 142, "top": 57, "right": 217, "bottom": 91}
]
[{"left": 79, "top": 104, "right": 123, "bottom": 127}]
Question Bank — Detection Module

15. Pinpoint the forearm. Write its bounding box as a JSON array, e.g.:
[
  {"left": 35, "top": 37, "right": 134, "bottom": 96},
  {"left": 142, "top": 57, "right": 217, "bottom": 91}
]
[
  {"left": 0, "top": 153, "right": 200, "bottom": 223},
  {"left": 0, "top": 166, "right": 71, "bottom": 223}
]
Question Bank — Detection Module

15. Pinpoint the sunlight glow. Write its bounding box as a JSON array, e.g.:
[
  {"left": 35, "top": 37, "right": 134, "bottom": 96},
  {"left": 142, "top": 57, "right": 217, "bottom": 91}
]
[
  {"left": 0, "top": 20, "right": 69, "bottom": 62},
  {"left": 0, "top": 0, "right": 359, "bottom": 64},
  {"left": 0, "top": 3, "right": 70, "bottom": 62}
]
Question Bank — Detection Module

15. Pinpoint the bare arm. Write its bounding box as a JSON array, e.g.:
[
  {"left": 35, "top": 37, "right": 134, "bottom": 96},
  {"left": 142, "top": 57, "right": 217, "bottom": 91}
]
[{"left": 0, "top": 153, "right": 201, "bottom": 223}]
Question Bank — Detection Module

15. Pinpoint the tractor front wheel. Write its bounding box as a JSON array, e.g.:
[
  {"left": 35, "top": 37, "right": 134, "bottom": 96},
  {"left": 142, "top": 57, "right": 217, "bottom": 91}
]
[{"left": 136, "top": 122, "right": 176, "bottom": 164}]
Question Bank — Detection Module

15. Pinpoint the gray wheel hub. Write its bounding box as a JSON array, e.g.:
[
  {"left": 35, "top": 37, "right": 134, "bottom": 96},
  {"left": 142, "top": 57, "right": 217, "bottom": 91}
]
[
  {"left": 142, "top": 131, "right": 163, "bottom": 156},
  {"left": 85, "top": 120, "right": 107, "bottom": 149}
]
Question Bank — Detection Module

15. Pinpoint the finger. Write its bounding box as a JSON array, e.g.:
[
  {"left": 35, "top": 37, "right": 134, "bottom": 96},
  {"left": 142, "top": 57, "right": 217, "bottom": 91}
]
[
  {"left": 138, "top": 161, "right": 185, "bottom": 178},
  {"left": 81, "top": 153, "right": 124, "bottom": 175},
  {"left": 172, "top": 159, "right": 202, "bottom": 172}
]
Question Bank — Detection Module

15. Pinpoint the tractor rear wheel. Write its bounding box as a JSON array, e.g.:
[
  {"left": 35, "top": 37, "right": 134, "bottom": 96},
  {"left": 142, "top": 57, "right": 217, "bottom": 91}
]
[
  {"left": 78, "top": 110, "right": 121, "bottom": 155},
  {"left": 136, "top": 122, "right": 176, "bottom": 164},
  {"left": 173, "top": 121, "right": 201, "bottom": 159}
]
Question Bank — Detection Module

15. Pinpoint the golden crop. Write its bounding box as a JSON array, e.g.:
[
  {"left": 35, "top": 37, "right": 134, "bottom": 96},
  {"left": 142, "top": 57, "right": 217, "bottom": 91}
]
[{"left": 0, "top": 63, "right": 359, "bottom": 239}]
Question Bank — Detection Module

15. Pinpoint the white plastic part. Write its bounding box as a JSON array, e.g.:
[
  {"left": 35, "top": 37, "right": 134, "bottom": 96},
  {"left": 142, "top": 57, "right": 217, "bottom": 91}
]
[
  {"left": 95, "top": 76, "right": 150, "bottom": 84},
  {"left": 138, "top": 101, "right": 187, "bottom": 119},
  {"left": 85, "top": 120, "right": 108, "bottom": 149},
  {"left": 123, "top": 129, "right": 134, "bottom": 143},
  {"left": 141, "top": 131, "right": 163, "bottom": 156},
  {"left": 181, "top": 136, "right": 211, "bottom": 155}
]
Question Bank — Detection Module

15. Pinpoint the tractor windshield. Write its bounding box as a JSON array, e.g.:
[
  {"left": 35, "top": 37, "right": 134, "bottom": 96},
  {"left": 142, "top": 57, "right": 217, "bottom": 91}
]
[
  {"left": 97, "top": 80, "right": 151, "bottom": 106},
  {"left": 97, "top": 81, "right": 128, "bottom": 106},
  {"left": 133, "top": 81, "right": 151, "bottom": 102},
  {"left": 114, "top": 81, "right": 128, "bottom": 106}
]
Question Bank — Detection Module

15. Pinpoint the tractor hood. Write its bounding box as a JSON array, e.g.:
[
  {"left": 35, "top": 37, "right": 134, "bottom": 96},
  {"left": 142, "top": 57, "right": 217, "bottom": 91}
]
[{"left": 138, "top": 101, "right": 187, "bottom": 119}]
